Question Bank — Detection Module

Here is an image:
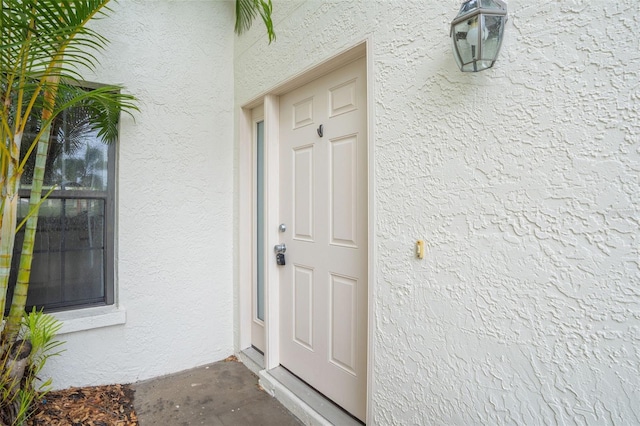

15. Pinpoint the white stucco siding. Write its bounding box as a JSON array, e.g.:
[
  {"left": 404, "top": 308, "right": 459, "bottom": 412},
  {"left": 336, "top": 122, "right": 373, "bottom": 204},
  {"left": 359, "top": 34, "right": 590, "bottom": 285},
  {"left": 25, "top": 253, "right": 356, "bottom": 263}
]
[
  {"left": 43, "top": 0, "right": 236, "bottom": 388},
  {"left": 235, "top": 1, "right": 640, "bottom": 424}
]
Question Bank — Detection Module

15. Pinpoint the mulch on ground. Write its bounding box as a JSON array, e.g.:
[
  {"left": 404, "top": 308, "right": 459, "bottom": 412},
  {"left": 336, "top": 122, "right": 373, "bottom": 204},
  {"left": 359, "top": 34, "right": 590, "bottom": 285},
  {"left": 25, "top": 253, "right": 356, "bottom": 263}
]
[{"left": 27, "top": 383, "right": 138, "bottom": 426}]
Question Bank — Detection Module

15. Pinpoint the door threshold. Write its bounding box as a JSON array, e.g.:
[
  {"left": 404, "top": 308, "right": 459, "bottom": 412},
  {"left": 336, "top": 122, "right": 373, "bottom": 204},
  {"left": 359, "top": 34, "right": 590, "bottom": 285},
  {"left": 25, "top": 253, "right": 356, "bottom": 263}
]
[
  {"left": 238, "top": 346, "right": 264, "bottom": 375},
  {"left": 239, "top": 348, "right": 364, "bottom": 425}
]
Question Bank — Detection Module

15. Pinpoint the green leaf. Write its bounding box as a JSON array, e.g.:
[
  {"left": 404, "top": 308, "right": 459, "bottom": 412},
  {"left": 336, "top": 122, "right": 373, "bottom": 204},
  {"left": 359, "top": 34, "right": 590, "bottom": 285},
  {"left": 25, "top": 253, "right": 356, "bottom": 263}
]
[{"left": 235, "top": 0, "right": 275, "bottom": 43}]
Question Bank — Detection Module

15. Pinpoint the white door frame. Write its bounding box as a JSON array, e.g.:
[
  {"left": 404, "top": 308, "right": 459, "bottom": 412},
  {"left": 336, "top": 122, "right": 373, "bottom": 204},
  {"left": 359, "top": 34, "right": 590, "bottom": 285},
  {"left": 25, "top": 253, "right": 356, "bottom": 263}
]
[{"left": 237, "top": 40, "right": 375, "bottom": 423}]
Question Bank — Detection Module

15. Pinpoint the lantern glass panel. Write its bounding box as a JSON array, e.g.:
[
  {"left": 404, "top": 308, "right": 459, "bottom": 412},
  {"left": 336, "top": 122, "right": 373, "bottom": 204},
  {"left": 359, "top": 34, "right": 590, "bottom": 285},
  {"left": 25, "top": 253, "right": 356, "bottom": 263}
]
[
  {"left": 480, "top": 0, "right": 505, "bottom": 10},
  {"left": 452, "top": 13, "right": 505, "bottom": 72},
  {"left": 452, "top": 17, "right": 477, "bottom": 68},
  {"left": 480, "top": 14, "right": 506, "bottom": 63},
  {"left": 459, "top": 0, "right": 479, "bottom": 14}
]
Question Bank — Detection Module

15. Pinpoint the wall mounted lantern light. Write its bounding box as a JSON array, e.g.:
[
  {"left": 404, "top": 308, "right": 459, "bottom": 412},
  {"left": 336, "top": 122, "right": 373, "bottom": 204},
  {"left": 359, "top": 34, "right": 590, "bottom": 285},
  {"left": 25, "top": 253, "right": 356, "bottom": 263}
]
[{"left": 450, "top": 0, "right": 508, "bottom": 72}]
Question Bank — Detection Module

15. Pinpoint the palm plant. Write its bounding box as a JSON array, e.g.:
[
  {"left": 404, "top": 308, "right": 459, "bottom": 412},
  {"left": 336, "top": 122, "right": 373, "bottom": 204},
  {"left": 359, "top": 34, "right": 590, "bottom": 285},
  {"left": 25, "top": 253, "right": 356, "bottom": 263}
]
[
  {"left": 1, "top": 0, "right": 274, "bottom": 422},
  {"left": 0, "top": 0, "right": 138, "bottom": 346}
]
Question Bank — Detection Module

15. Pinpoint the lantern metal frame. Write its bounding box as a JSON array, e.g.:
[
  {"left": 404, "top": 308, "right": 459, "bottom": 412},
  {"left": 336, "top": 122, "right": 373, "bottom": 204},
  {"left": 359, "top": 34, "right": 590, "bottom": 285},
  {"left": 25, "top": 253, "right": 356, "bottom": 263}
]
[{"left": 450, "top": 0, "right": 508, "bottom": 72}]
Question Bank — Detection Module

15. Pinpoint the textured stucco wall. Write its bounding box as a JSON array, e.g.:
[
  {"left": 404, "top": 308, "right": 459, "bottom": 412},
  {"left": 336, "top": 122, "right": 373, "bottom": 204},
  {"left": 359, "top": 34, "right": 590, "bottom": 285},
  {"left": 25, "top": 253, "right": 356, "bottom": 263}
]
[
  {"left": 235, "top": 1, "right": 640, "bottom": 424},
  {"left": 42, "top": 0, "right": 236, "bottom": 388}
]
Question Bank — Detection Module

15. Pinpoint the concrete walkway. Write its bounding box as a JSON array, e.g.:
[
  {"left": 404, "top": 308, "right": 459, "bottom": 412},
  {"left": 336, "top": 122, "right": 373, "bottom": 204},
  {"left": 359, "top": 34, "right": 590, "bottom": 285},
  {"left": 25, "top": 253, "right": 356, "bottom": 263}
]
[{"left": 132, "top": 358, "right": 302, "bottom": 426}]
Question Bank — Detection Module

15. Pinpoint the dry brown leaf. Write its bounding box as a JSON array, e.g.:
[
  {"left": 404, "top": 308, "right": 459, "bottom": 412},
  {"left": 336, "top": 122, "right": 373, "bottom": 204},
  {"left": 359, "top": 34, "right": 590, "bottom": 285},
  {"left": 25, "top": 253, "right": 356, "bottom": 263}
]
[{"left": 27, "top": 384, "right": 138, "bottom": 426}]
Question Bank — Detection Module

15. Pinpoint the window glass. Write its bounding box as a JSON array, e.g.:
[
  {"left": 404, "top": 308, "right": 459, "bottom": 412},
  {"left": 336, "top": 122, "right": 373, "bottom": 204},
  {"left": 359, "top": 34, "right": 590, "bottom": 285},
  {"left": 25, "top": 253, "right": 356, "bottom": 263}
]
[
  {"left": 256, "top": 120, "right": 265, "bottom": 322},
  {"left": 7, "top": 90, "right": 115, "bottom": 312}
]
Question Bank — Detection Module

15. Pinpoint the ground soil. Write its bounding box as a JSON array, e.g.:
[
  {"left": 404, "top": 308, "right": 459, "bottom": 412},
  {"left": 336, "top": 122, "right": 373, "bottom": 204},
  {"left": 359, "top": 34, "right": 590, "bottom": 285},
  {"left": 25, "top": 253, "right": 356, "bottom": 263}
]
[{"left": 27, "top": 383, "right": 138, "bottom": 426}]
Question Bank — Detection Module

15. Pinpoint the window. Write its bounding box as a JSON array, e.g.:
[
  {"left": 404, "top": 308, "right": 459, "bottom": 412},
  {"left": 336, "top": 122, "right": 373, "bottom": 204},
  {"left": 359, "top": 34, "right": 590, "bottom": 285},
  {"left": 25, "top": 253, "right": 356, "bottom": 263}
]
[
  {"left": 7, "top": 89, "right": 116, "bottom": 312},
  {"left": 255, "top": 120, "right": 265, "bottom": 323}
]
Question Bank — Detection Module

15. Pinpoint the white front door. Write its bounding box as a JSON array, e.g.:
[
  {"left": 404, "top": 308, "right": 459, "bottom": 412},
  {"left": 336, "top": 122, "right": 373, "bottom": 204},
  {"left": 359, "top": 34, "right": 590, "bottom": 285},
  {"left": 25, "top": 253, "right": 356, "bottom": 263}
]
[{"left": 278, "top": 57, "right": 367, "bottom": 421}]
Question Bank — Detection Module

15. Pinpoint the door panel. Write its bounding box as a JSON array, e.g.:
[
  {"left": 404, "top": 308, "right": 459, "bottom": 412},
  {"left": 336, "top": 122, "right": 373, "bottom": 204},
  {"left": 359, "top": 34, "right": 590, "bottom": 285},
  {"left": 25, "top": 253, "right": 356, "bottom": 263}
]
[
  {"left": 330, "top": 135, "right": 358, "bottom": 247},
  {"left": 279, "top": 57, "right": 367, "bottom": 421},
  {"left": 330, "top": 273, "right": 357, "bottom": 374},
  {"left": 293, "top": 265, "right": 314, "bottom": 350},
  {"left": 293, "top": 145, "right": 314, "bottom": 241}
]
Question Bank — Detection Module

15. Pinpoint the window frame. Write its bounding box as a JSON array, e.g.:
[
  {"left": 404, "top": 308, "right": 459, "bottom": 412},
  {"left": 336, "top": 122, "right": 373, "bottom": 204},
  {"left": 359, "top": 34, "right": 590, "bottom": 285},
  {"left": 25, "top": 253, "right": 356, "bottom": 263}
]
[{"left": 13, "top": 80, "right": 117, "bottom": 312}]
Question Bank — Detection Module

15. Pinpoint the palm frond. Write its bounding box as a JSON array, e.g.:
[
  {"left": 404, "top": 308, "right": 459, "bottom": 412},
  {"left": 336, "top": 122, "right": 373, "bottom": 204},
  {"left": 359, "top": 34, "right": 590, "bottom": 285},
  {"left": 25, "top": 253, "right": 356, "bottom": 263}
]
[
  {"left": 53, "top": 84, "right": 138, "bottom": 144},
  {"left": 1, "top": 0, "right": 113, "bottom": 128},
  {"left": 17, "top": 82, "right": 136, "bottom": 173},
  {"left": 1, "top": 1, "right": 110, "bottom": 69},
  {"left": 235, "top": 0, "right": 275, "bottom": 43}
]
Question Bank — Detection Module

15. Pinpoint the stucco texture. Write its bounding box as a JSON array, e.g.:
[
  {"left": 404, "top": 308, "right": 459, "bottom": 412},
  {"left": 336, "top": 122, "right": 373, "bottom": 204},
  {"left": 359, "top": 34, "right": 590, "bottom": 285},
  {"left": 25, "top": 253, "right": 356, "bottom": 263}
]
[
  {"left": 43, "top": 1, "right": 237, "bottom": 388},
  {"left": 235, "top": 0, "right": 639, "bottom": 424}
]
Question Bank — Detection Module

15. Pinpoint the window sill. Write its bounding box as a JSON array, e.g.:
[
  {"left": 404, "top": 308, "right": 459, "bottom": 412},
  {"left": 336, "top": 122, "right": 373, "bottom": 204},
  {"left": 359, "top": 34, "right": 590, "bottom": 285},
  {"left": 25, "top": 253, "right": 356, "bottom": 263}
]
[{"left": 53, "top": 305, "right": 126, "bottom": 335}]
